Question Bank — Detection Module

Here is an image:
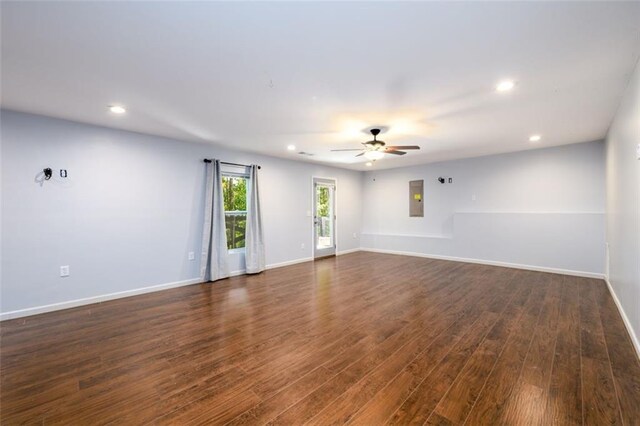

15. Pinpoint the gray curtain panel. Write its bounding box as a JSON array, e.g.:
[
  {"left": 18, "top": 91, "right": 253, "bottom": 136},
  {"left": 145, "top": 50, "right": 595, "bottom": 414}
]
[
  {"left": 245, "top": 164, "right": 265, "bottom": 274},
  {"left": 200, "top": 159, "right": 230, "bottom": 281}
]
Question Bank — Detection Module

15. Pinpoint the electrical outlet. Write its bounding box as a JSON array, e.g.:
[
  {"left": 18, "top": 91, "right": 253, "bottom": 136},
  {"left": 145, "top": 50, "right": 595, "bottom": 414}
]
[
  {"left": 301, "top": 243, "right": 305, "bottom": 249},
  {"left": 60, "top": 265, "right": 70, "bottom": 277},
  {"left": 188, "top": 252, "right": 195, "bottom": 261}
]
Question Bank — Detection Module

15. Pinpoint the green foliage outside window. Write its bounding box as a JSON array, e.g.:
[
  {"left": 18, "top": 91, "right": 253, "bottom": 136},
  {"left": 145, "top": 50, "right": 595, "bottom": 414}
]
[
  {"left": 316, "top": 186, "right": 332, "bottom": 239},
  {"left": 317, "top": 186, "right": 329, "bottom": 217},
  {"left": 223, "top": 176, "right": 247, "bottom": 211},
  {"left": 223, "top": 176, "right": 247, "bottom": 250}
]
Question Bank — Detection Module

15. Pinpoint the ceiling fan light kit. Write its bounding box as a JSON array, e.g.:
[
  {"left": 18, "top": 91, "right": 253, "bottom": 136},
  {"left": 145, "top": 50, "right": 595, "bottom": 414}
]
[
  {"left": 331, "top": 128, "right": 421, "bottom": 164},
  {"left": 364, "top": 150, "right": 385, "bottom": 161}
]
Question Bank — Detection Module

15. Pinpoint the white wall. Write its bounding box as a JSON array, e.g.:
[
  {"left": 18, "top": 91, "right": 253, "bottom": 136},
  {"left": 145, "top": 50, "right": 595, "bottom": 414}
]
[
  {"left": 0, "top": 110, "right": 362, "bottom": 317},
  {"left": 361, "top": 141, "right": 605, "bottom": 276},
  {"left": 605, "top": 59, "right": 640, "bottom": 353}
]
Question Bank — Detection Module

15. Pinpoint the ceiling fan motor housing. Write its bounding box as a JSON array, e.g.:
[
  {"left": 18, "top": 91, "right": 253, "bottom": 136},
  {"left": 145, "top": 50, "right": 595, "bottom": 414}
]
[{"left": 367, "top": 129, "right": 386, "bottom": 150}]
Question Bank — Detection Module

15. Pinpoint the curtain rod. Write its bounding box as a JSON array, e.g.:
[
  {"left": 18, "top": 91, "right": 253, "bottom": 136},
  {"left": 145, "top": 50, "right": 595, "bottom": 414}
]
[{"left": 203, "top": 159, "right": 261, "bottom": 169}]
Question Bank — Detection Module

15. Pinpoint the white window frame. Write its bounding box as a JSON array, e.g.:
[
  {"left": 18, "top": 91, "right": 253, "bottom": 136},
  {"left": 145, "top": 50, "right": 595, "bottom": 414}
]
[{"left": 221, "top": 166, "right": 250, "bottom": 253}]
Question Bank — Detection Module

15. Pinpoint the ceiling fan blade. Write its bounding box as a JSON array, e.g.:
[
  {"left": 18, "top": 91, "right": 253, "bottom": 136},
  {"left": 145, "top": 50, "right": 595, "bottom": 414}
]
[
  {"left": 355, "top": 152, "right": 365, "bottom": 157},
  {"left": 386, "top": 145, "right": 421, "bottom": 150},
  {"left": 331, "top": 149, "right": 365, "bottom": 151},
  {"left": 385, "top": 150, "right": 407, "bottom": 155}
]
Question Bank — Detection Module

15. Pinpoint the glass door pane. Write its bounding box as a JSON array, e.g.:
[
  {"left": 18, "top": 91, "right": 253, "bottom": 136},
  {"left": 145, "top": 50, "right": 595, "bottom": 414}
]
[
  {"left": 316, "top": 185, "right": 332, "bottom": 249},
  {"left": 313, "top": 179, "right": 336, "bottom": 258}
]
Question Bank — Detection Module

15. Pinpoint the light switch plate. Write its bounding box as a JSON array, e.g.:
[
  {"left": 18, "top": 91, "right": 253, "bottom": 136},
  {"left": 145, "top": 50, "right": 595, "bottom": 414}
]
[{"left": 60, "top": 265, "right": 70, "bottom": 277}]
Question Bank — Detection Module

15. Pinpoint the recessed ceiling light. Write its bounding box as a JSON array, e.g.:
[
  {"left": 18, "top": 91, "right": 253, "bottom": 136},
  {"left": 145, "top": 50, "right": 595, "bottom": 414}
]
[
  {"left": 287, "top": 144, "right": 296, "bottom": 151},
  {"left": 365, "top": 162, "right": 373, "bottom": 167},
  {"left": 108, "top": 105, "right": 126, "bottom": 114},
  {"left": 529, "top": 134, "right": 542, "bottom": 142},
  {"left": 496, "top": 80, "right": 515, "bottom": 92}
]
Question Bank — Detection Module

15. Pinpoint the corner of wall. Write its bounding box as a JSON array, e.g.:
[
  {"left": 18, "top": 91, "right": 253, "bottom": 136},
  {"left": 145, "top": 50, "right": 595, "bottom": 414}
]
[{"left": 605, "top": 277, "right": 640, "bottom": 360}]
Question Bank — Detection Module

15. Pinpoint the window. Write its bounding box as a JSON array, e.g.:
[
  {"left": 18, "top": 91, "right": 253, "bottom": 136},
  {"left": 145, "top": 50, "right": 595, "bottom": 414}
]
[{"left": 222, "top": 174, "right": 248, "bottom": 250}]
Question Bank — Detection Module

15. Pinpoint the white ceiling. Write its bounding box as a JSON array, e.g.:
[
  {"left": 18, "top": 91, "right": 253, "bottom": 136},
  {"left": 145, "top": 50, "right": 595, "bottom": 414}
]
[{"left": 2, "top": 2, "right": 639, "bottom": 170}]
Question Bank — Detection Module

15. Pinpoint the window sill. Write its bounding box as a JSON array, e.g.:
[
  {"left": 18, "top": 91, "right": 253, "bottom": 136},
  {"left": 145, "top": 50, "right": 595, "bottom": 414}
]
[{"left": 228, "top": 248, "right": 246, "bottom": 255}]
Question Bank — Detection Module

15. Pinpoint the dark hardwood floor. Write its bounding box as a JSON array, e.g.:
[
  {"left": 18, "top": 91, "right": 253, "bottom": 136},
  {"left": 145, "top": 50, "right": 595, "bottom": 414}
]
[{"left": 1, "top": 252, "right": 639, "bottom": 425}]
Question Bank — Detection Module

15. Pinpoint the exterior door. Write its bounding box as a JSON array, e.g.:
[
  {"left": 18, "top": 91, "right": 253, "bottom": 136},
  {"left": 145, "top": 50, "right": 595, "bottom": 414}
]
[{"left": 313, "top": 178, "right": 336, "bottom": 258}]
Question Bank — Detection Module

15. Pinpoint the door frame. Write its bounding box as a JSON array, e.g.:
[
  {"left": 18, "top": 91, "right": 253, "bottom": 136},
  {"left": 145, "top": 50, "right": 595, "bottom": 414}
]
[{"left": 311, "top": 176, "right": 338, "bottom": 259}]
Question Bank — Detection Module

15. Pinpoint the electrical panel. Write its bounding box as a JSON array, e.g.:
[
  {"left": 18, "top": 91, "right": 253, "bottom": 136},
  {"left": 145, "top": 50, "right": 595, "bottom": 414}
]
[{"left": 409, "top": 180, "right": 424, "bottom": 217}]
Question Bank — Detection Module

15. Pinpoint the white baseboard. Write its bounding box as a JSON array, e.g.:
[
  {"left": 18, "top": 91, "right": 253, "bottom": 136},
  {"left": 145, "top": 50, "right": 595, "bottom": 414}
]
[
  {"left": 337, "top": 248, "right": 360, "bottom": 256},
  {"left": 0, "top": 277, "right": 203, "bottom": 321},
  {"left": 605, "top": 278, "right": 640, "bottom": 360},
  {"left": 0, "top": 255, "right": 331, "bottom": 321},
  {"left": 266, "top": 256, "right": 314, "bottom": 270},
  {"left": 2, "top": 247, "right": 609, "bottom": 322},
  {"left": 359, "top": 247, "right": 605, "bottom": 279}
]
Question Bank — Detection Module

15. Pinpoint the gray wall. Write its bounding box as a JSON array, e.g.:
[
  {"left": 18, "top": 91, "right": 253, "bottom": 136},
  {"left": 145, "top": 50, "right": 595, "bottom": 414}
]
[
  {"left": 0, "top": 109, "right": 612, "bottom": 319},
  {"left": 0, "top": 110, "right": 362, "bottom": 316},
  {"left": 361, "top": 141, "right": 606, "bottom": 275},
  {"left": 605, "top": 59, "right": 640, "bottom": 351}
]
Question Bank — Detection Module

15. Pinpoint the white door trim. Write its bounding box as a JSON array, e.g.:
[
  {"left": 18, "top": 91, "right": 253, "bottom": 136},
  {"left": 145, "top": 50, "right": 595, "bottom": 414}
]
[{"left": 311, "top": 176, "right": 338, "bottom": 259}]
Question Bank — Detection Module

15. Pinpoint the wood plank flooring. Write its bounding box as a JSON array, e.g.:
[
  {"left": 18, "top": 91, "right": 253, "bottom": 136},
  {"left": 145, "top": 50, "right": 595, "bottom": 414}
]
[{"left": 1, "top": 252, "right": 639, "bottom": 425}]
